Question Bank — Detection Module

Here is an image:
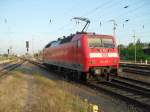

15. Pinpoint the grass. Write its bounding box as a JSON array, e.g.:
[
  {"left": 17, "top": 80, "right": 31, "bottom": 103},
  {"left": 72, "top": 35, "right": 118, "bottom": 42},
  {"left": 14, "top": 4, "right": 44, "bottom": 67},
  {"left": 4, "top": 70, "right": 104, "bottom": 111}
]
[
  {"left": 0, "top": 56, "right": 9, "bottom": 61},
  {"left": 0, "top": 68, "right": 92, "bottom": 112},
  {"left": 0, "top": 73, "right": 28, "bottom": 112},
  {"left": 0, "top": 56, "right": 17, "bottom": 62},
  {"left": 25, "top": 71, "right": 89, "bottom": 112}
]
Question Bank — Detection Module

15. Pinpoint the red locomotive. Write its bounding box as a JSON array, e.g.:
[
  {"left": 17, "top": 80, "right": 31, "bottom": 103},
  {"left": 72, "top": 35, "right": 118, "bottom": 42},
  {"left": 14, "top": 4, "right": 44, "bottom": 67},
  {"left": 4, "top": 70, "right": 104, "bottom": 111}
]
[{"left": 43, "top": 17, "right": 120, "bottom": 81}]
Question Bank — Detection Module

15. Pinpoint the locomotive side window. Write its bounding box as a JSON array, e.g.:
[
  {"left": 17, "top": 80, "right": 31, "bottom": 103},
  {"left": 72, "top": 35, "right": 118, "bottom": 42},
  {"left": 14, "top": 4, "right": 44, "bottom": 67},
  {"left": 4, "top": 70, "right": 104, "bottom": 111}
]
[
  {"left": 77, "top": 40, "right": 81, "bottom": 48},
  {"left": 102, "top": 38, "right": 115, "bottom": 48},
  {"left": 45, "top": 43, "right": 51, "bottom": 48}
]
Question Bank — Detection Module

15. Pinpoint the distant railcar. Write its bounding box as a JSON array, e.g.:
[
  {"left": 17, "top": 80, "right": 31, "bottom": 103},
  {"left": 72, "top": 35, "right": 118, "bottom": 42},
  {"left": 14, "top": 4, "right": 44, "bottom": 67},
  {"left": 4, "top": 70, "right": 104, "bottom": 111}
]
[{"left": 43, "top": 32, "right": 120, "bottom": 81}]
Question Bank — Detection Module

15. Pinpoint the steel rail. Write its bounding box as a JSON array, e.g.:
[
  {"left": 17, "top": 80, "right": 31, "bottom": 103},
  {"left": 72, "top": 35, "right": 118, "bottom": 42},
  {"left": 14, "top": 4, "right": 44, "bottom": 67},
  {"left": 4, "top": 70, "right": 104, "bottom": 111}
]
[
  {"left": 85, "top": 82, "right": 150, "bottom": 111},
  {"left": 121, "top": 67, "right": 150, "bottom": 76},
  {"left": 27, "top": 59, "right": 150, "bottom": 111},
  {"left": 111, "top": 78, "right": 150, "bottom": 93},
  {"left": 0, "top": 60, "right": 24, "bottom": 77},
  {"left": 111, "top": 76, "right": 150, "bottom": 90}
]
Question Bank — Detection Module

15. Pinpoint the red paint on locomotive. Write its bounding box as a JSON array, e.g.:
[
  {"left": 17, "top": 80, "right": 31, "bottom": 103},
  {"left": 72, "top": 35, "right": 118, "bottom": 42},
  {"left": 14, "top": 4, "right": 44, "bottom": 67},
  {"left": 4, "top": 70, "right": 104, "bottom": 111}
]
[{"left": 43, "top": 32, "right": 120, "bottom": 79}]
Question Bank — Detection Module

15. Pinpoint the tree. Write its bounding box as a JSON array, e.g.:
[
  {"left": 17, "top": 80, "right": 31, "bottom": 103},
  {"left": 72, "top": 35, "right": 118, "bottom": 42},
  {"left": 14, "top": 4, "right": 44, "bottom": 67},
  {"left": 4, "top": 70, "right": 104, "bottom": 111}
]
[{"left": 119, "top": 40, "right": 150, "bottom": 61}]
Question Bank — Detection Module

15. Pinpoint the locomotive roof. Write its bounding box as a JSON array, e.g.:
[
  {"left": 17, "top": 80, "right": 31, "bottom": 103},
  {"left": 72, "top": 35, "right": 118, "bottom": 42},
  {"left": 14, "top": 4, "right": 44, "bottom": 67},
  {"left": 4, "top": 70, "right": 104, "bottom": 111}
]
[
  {"left": 76, "top": 32, "right": 114, "bottom": 37},
  {"left": 44, "top": 32, "right": 114, "bottom": 48}
]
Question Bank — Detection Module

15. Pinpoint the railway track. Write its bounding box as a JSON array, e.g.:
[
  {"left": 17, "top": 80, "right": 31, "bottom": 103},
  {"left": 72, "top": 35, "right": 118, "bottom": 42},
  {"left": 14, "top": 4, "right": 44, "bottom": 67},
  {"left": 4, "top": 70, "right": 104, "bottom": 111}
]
[
  {"left": 111, "top": 76, "right": 150, "bottom": 92},
  {"left": 121, "top": 64, "right": 150, "bottom": 70},
  {"left": 27, "top": 59, "right": 150, "bottom": 111},
  {"left": 122, "top": 67, "right": 150, "bottom": 76},
  {"left": 0, "top": 60, "right": 24, "bottom": 78},
  {"left": 85, "top": 81, "right": 150, "bottom": 111},
  {"left": 89, "top": 76, "right": 150, "bottom": 111},
  {"left": 121, "top": 63, "right": 150, "bottom": 76}
]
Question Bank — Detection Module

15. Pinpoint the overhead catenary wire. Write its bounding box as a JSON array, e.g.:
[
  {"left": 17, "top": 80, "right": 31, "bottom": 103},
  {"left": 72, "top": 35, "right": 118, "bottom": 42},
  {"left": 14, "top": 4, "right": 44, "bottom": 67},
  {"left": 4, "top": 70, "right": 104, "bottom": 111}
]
[
  {"left": 56, "top": 0, "right": 112, "bottom": 33},
  {"left": 93, "top": 0, "right": 149, "bottom": 25},
  {"left": 48, "top": 0, "right": 150, "bottom": 43},
  {"left": 81, "top": 0, "right": 115, "bottom": 17},
  {"left": 112, "top": 0, "right": 149, "bottom": 20},
  {"left": 51, "top": 0, "right": 120, "bottom": 34},
  {"left": 84, "top": 0, "right": 149, "bottom": 33},
  {"left": 48, "top": 0, "right": 82, "bottom": 34},
  {"left": 89, "top": 0, "right": 127, "bottom": 20},
  {"left": 99, "top": 0, "right": 149, "bottom": 26},
  {"left": 86, "top": 0, "right": 141, "bottom": 21},
  {"left": 85, "top": 0, "right": 126, "bottom": 19}
]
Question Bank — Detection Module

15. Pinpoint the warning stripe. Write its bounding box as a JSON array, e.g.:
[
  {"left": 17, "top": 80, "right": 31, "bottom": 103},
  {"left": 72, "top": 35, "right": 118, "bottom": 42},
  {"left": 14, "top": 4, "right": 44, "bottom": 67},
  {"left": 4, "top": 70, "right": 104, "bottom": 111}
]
[{"left": 90, "top": 53, "right": 118, "bottom": 58}]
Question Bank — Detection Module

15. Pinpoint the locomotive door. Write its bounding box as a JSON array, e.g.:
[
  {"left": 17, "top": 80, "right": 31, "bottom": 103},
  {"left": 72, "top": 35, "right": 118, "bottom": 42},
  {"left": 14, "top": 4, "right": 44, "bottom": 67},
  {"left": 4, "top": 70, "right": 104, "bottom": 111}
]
[{"left": 74, "top": 40, "right": 81, "bottom": 69}]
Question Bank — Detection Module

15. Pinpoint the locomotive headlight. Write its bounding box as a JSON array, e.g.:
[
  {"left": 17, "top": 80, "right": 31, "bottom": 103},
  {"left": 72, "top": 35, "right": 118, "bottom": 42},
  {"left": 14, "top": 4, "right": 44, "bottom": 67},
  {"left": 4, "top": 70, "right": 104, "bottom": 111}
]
[
  {"left": 94, "top": 69, "right": 101, "bottom": 74},
  {"left": 91, "top": 68, "right": 101, "bottom": 75}
]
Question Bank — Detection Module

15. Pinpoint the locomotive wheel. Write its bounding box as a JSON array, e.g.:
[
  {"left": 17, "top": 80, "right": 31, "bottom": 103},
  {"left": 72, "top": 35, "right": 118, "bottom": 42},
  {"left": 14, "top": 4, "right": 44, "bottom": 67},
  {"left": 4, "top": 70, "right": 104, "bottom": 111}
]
[
  {"left": 76, "top": 72, "right": 81, "bottom": 81},
  {"left": 110, "top": 69, "right": 118, "bottom": 76},
  {"left": 106, "top": 73, "right": 110, "bottom": 81},
  {"left": 80, "top": 72, "right": 89, "bottom": 81},
  {"left": 72, "top": 71, "right": 77, "bottom": 81}
]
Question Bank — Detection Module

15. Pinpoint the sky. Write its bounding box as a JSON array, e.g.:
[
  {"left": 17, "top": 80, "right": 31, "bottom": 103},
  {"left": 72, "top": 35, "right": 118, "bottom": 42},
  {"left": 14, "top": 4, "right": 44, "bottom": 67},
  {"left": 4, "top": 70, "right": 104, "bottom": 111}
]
[{"left": 0, "top": 0, "right": 150, "bottom": 54}]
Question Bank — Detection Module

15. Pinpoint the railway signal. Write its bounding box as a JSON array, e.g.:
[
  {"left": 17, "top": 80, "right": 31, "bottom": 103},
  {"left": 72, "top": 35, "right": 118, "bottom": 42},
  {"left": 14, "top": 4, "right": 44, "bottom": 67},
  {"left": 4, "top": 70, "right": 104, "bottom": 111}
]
[
  {"left": 8, "top": 49, "right": 9, "bottom": 55},
  {"left": 26, "top": 41, "right": 29, "bottom": 54}
]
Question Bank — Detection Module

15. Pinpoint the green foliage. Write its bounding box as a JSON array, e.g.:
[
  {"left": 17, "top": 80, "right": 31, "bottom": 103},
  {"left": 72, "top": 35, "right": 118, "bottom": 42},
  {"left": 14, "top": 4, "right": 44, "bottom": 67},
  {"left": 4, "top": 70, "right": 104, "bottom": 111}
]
[{"left": 119, "top": 39, "right": 150, "bottom": 62}]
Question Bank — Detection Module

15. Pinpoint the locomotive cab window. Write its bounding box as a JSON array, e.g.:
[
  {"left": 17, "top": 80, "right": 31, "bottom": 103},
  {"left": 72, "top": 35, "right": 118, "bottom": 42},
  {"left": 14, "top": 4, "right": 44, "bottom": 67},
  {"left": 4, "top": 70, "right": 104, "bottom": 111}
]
[
  {"left": 88, "top": 38, "right": 102, "bottom": 48},
  {"left": 88, "top": 37, "right": 115, "bottom": 48},
  {"left": 102, "top": 38, "right": 115, "bottom": 48}
]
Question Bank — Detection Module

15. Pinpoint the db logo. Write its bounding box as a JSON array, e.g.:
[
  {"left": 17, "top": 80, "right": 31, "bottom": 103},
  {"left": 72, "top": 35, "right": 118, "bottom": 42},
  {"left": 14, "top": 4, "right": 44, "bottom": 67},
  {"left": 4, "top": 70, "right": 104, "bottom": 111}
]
[{"left": 102, "top": 53, "right": 108, "bottom": 57}]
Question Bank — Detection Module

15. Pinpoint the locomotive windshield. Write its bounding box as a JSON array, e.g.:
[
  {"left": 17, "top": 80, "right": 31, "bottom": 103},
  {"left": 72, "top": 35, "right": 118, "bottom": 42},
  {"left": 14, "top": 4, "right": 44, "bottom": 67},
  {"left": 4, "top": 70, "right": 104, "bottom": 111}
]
[{"left": 88, "top": 37, "right": 115, "bottom": 48}]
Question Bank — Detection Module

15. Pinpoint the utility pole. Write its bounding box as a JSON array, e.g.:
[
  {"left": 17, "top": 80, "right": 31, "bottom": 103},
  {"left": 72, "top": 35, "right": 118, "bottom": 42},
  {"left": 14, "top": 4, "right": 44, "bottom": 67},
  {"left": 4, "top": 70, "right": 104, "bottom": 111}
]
[
  {"left": 133, "top": 32, "right": 136, "bottom": 63},
  {"left": 8, "top": 49, "right": 9, "bottom": 56},
  {"left": 99, "top": 21, "right": 102, "bottom": 34},
  {"left": 10, "top": 46, "right": 12, "bottom": 55},
  {"left": 32, "top": 38, "right": 34, "bottom": 56},
  {"left": 109, "top": 19, "right": 119, "bottom": 54},
  {"left": 109, "top": 19, "right": 117, "bottom": 37},
  {"left": 113, "top": 22, "right": 117, "bottom": 37}
]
